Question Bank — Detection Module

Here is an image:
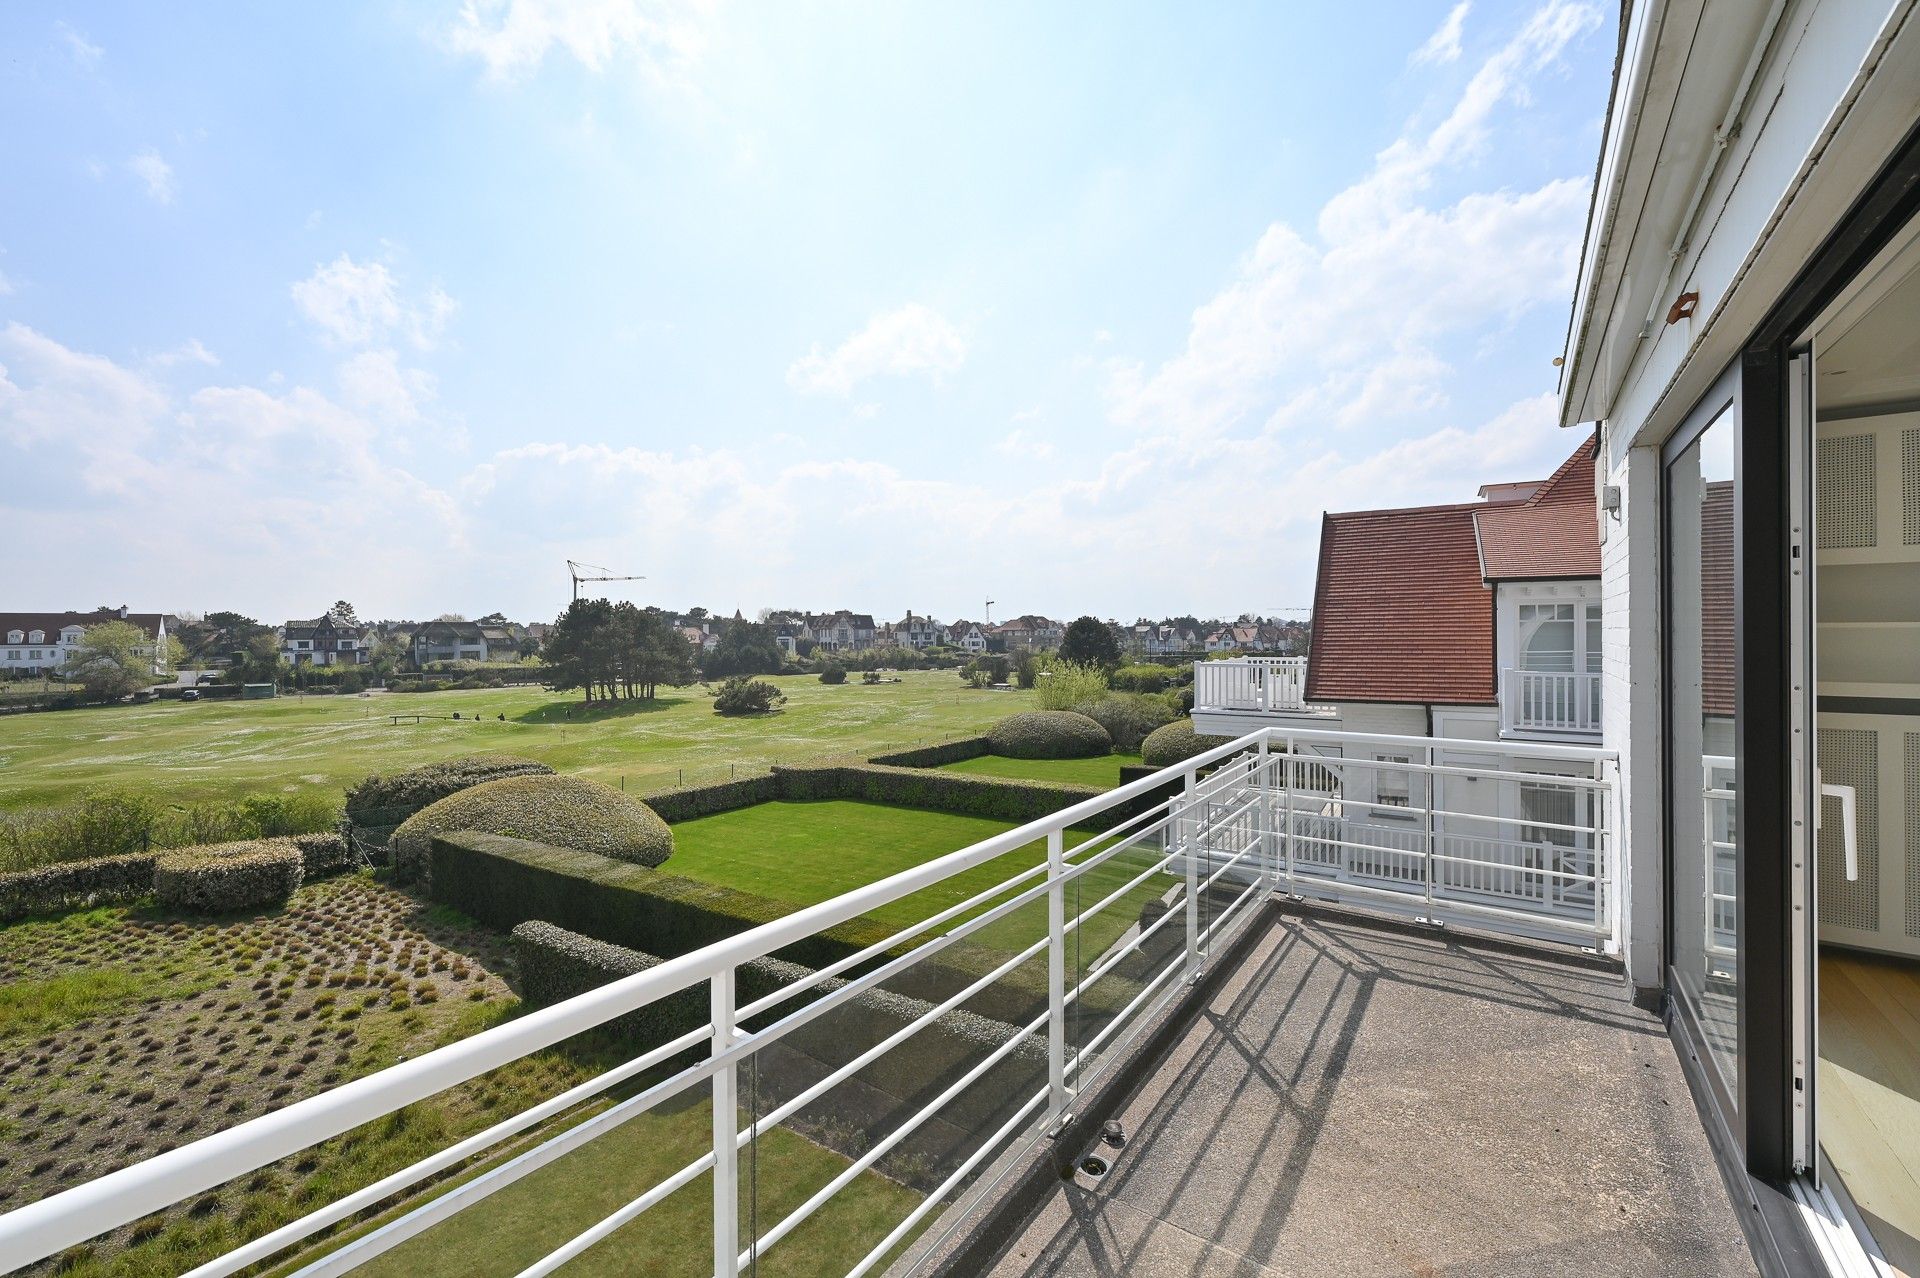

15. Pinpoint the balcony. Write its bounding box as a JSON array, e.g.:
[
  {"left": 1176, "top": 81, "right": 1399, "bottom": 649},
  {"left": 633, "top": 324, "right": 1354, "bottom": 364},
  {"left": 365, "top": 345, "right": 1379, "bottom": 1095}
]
[
  {"left": 1192, "top": 657, "right": 1335, "bottom": 720},
  {"left": 0, "top": 729, "right": 1755, "bottom": 1278},
  {"left": 1500, "top": 667, "right": 1602, "bottom": 737}
]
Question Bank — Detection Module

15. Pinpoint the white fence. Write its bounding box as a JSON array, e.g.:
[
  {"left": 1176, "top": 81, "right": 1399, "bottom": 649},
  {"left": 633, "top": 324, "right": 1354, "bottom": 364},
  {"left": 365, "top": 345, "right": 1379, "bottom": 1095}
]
[
  {"left": 1502, "top": 668, "right": 1603, "bottom": 735},
  {"left": 1192, "top": 657, "right": 1332, "bottom": 715},
  {"left": 0, "top": 727, "right": 1616, "bottom": 1278}
]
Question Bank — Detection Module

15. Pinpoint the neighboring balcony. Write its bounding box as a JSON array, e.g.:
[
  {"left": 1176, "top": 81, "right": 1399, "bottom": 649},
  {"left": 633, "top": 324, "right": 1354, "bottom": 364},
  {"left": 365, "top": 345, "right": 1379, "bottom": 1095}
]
[
  {"left": 1501, "top": 667, "right": 1602, "bottom": 737},
  {"left": 1192, "top": 656, "right": 1335, "bottom": 720}
]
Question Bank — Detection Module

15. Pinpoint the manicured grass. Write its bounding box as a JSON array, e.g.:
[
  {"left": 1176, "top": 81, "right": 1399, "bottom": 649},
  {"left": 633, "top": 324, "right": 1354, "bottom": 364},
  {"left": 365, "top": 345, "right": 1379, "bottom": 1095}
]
[
  {"left": 937, "top": 752, "right": 1143, "bottom": 789},
  {"left": 0, "top": 672, "right": 1028, "bottom": 812},
  {"left": 663, "top": 800, "right": 1167, "bottom": 958},
  {"left": 353, "top": 1098, "right": 921, "bottom": 1278},
  {"left": 0, "top": 966, "right": 169, "bottom": 1038}
]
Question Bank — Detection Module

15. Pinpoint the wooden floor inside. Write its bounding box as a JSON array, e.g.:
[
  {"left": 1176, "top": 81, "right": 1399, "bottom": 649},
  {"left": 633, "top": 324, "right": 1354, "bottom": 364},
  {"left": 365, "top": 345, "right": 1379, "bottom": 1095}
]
[{"left": 1820, "top": 949, "right": 1920, "bottom": 1277}]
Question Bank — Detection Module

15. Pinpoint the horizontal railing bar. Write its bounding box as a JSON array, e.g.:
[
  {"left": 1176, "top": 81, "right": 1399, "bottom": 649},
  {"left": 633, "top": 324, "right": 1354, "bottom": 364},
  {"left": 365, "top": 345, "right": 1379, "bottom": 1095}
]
[
  {"left": 185, "top": 1023, "right": 713, "bottom": 1278},
  {"left": 1285, "top": 876, "right": 1607, "bottom": 937},
  {"left": 740, "top": 1002, "right": 1050, "bottom": 1267},
  {"left": 1271, "top": 725, "right": 1614, "bottom": 763},
  {"left": 290, "top": 1048, "right": 720, "bottom": 1278}
]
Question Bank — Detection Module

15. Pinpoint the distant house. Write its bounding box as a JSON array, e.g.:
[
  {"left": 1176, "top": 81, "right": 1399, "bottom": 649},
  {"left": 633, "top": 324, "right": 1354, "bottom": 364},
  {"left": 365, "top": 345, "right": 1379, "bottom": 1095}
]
[
  {"left": 891, "top": 612, "right": 944, "bottom": 650},
  {"left": 0, "top": 607, "right": 173, "bottom": 676},
  {"left": 412, "top": 620, "right": 501, "bottom": 664},
  {"left": 803, "top": 611, "right": 877, "bottom": 652},
  {"left": 281, "top": 614, "right": 369, "bottom": 666},
  {"left": 678, "top": 624, "right": 721, "bottom": 653},
  {"left": 946, "top": 620, "right": 989, "bottom": 655},
  {"left": 993, "top": 615, "right": 1062, "bottom": 652}
]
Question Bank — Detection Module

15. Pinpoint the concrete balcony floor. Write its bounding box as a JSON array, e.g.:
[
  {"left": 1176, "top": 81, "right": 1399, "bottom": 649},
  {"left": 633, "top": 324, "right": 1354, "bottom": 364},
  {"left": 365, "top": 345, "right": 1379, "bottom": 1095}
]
[{"left": 969, "top": 906, "right": 1753, "bottom": 1277}]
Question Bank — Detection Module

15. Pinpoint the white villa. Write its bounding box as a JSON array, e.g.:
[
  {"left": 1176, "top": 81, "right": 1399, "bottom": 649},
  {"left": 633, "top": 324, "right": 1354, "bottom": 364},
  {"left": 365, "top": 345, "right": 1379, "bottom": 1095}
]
[{"left": 0, "top": 607, "right": 173, "bottom": 676}]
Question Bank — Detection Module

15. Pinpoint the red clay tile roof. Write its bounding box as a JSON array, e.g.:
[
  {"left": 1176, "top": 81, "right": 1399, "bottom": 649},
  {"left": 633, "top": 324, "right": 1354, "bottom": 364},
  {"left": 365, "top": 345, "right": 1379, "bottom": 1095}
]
[
  {"left": 1472, "top": 433, "right": 1602, "bottom": 581},
  {"left": 1305, "top": 502, "right": 1496, "bottom": 705}
]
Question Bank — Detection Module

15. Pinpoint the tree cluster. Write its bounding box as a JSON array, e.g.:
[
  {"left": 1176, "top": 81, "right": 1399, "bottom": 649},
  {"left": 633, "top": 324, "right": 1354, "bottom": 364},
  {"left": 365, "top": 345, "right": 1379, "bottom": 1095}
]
[
  {"left": 541, "top": 599, "right": 698, "bottom": 702},
  {"left": 700, "top": 620, "right": 786, "bottom": 678}
]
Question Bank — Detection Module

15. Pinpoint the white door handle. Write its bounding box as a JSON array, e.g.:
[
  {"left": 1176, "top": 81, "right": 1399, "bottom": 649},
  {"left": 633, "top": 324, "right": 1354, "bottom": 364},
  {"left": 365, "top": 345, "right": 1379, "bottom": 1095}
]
[{"left": 1820, "top": 781, "right": 1859, "bottom": 881}]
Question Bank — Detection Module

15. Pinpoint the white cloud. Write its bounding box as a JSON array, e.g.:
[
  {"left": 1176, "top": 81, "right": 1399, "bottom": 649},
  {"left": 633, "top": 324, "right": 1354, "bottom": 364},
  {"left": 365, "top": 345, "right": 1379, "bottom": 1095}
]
[
  {"left": 57, "top": 21, "right": 103, "bottom": 67},
  {"left": 1411, "top": 2, "right": 1471, "bottom": 66},
  {"left": 443, "top": 0, "right": 713, "bottom": 86},
  {"left": 338, "top": 349, "right": 438, "bottom": 425},
  {"left": 0, "top": 269, "right": 13, "bottom": 297},
  {"left": 148, "top": 338, "right": 220, "bottom": 369},
  {"left": 290, "top": 253, "right": 455, "bottom": 350},
  {"left": 997, "top": 429, "right": 1056, "bottom": 462},
  {"left": 1106, "top": 1, "right": 1597, "bottom": 447},
  {"left": 128, "top": 149, "right": 175, "bottom": 204},
  {"left": 786, "top": 304, "right": 967, "bottom": 397}
]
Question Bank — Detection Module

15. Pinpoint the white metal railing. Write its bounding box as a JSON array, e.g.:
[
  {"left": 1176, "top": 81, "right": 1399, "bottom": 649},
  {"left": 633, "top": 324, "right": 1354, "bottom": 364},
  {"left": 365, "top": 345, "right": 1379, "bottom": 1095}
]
[
  {"left": 0, "top": 726, "right": 1616, "bottom": 1278},
  {"left": 1193, "top": 656, "right": 1333, "bottom": 716},
  {"left": 1501, "top": 668, "right": 1603, "bottom": 735},
  {"left": 1703, "top": 754, "right": 1738, "bottom": 974}
]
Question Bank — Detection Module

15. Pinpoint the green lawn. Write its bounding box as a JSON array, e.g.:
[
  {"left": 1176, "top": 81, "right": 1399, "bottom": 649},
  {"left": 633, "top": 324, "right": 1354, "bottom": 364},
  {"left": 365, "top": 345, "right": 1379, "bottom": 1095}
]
[
  {"left": 937, "top": 752, "right": 1143, "bottom": 788},
  {"left": 0, "top": 672, "right": 1027, "bottom": 812},
  {"left": 664, "top": 800, "right": 1165, "bottom": 958}
]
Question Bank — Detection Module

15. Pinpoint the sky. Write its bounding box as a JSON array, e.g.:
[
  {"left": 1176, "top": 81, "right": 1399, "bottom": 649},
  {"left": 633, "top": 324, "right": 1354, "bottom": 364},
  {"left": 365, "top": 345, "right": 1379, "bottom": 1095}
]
[{"left": 0, "top": 1, "right": 1613, "bottom": 626}]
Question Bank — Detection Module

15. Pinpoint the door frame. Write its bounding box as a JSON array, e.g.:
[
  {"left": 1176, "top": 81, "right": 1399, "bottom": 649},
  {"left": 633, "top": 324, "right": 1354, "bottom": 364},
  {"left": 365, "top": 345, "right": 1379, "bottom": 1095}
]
[{"left": 1657, "top": 114, "right": 1920, "bottom": 1276}]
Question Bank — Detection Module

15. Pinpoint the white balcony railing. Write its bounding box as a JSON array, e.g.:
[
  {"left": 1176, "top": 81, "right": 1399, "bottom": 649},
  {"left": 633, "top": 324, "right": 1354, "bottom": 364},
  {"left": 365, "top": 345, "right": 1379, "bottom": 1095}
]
[
  {"left": 1193, "top": 656, "right": 1333, "bottom": 716},
  {"left": 0, "top": 726, "right": 1616, "bottom": 1278},
  {"left": 1502, "top": 668, "right": 1602, "bottom": 735}
]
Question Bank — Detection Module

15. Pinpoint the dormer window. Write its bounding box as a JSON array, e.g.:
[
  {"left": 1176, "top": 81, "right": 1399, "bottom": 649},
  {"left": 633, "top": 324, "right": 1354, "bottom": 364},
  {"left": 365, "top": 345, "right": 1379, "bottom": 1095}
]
[
  {"left": 5, "top": 631, "right": 19, "bottom": 644},
  {"left": 27, "top": 630, "right": 43, "bottom": 644}
]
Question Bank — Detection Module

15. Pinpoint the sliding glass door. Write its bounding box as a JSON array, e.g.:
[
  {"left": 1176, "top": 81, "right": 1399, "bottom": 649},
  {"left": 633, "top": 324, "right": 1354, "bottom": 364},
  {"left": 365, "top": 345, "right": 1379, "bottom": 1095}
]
[{"left": 1667, "top": 399, "right": 1742, "bottom": 1109}]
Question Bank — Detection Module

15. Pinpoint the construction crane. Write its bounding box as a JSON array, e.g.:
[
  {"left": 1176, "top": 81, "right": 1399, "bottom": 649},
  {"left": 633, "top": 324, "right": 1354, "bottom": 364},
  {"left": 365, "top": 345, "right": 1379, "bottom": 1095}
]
[
  {"left": 984, "top": 598, "right": 995, "bottom": 624},
  {"left": 567, "top": 560, "right": 645, "bottom": 603}
]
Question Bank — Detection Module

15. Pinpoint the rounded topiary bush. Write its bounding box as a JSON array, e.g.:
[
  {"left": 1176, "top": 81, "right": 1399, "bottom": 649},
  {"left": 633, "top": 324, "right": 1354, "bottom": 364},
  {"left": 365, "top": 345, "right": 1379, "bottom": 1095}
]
[
  {"left": 1140, "top": 719, "right": 1236, "bottom": 769},
  {"left": 344, "top": 755, "right": 556, "bottom": 831},
  {"left": 154, "top": 840, "right": 303, "bottom": 915},
  {"left": 390, "top": 774, "right": 674, "bottom": 884},
  {"left": 987, "top": 710, "right": 1111, "bottom": 759}
]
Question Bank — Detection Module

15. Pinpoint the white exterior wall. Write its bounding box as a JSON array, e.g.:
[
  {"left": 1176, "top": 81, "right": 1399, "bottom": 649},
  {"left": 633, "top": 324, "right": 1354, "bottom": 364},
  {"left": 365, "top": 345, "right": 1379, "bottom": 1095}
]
[{"left": 1602, "top": 441, "right": 1664, "bottom": 990}]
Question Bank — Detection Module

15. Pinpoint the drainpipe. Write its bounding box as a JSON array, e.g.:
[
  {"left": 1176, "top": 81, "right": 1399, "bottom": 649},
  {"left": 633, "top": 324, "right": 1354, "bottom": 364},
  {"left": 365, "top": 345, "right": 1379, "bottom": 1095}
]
[{"left": 1636, "top": 0, "right": 1792, "bottom": 340}]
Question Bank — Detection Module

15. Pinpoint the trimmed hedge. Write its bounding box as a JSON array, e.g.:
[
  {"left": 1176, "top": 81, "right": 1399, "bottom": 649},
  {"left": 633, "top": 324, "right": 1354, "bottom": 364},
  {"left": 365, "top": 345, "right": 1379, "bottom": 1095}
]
[
  {"left": 0, "top": 832, "right": 357, "bottom": 922},
  {"left": 1141, "top": 718, "right": 1237, "bottom": 769},
  {"left": 287, "top": 831, "right": 358, "bottom": 878},
  {"left": 986, "top": 711, "right": 1111, "bottom": 759},
  {"left": 512, "top": 919, "right": 816, "bottom": 1047},
  {"left": 436, "top": 833, "right": 1043, "bottom": 1025},
  {"left": 435, "top": 833, "right": 895, "bottom": 972},
  {"left": 773, "top": 762, "right": 1108, "bottom": 828},
  {"left": 154, "top": 840, "right": 303, "bottom": 915},
  {"left": 642, "top": 774, "right": 779, "bottom": 825},
  {"left": 343, "top": 755, "right": 555, "bottom": 831},
  {"left": 509, "top": 920, "right": 1047, "bottom": 1190},
  {"left": 391, "top": 774, "right": 673, "bottom": 884},
  {"left": 0, "top": 851, "right": 156, "bottom": 922},
  {"left": 867, "top": 737, "right": 991, "bottom": 768}
]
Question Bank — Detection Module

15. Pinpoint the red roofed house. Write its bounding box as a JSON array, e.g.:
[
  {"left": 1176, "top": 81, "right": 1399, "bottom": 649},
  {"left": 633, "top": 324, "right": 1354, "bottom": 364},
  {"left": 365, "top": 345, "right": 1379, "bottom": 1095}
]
[{"left": 1194, "top": 432, "right": 1602, "bottom": 824}]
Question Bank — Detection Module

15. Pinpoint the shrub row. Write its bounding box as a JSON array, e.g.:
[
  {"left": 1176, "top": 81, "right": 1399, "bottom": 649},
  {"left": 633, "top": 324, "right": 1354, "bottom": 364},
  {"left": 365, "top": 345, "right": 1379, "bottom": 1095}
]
[
  {"left": 641, "top": 774, "right": 779, "bottom": 825},
  {"left": 772, "top": 762, "right": 1112, "bottom": 828},
  {"left": 391, "top": 774, "right": 672, "bottom": 885},
  {"left": 986, "top": 711, "right": 1111, "bottom": 759},
  {"left": 343, "top": 755, "right": 555, "bottom": 831},
  {"left": 867, "top": 737, "right": 991, "bottom": 768},
  {"left": 153, "top": 840, "right": 304, "bottom": 915},
  {"left": 0, "top": 788, "right": 340, "bottom": 876},
  {"left": 512, "top": 919, "right": 815, "bottom": 1047},
  {"left": 0, "top": 851, "right": 157, "bottom": 922},
  {"left": 0, "top": 833, "right": 357, "bottom": 922}
]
